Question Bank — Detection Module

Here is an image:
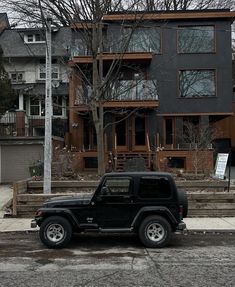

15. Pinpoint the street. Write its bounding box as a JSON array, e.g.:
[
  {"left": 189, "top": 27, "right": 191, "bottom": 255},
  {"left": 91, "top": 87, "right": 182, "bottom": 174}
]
[{"left": 0, "top": 232, "right": 235, "bottom": 287}]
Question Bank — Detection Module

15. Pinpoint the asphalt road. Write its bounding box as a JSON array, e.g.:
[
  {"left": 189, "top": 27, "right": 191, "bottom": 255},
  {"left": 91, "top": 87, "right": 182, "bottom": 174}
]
[{"left": 0, "top": 232, "right": 235, "bottom": 287}]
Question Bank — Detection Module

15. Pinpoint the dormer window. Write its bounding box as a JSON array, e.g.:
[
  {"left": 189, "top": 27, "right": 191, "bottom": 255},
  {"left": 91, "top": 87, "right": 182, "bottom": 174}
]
[{"left": 24, "top": 33, "right": 45, "bottom": 43}]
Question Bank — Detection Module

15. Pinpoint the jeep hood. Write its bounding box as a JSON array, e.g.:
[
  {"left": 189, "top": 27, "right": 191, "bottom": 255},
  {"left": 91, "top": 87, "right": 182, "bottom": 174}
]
[{"left": 43, "top": 193, "right": 93, "bottom": 207}]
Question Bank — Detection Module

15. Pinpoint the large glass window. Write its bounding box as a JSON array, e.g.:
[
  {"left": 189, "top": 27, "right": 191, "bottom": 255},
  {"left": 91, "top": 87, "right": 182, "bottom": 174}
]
[
  {"left": 129, "top": 27, "right": 161, "bottom": 53},
  {"left": 178, "top": 26, "right": 215, "bottom": 53},
  {"left": 179, "top": 70, "right": 216, "bottom": 98},
  {"left": 111, "top": 27, "right": 161, "bottom": 53}
]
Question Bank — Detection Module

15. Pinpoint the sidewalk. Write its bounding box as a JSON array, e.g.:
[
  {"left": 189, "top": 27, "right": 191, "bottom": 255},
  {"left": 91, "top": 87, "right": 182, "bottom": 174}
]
[
  {"left": 0, "top": 217, "right": 235, "bottom": 233},
  {"left": 0, "top": 184, "right": 13, "bottom": 218}
]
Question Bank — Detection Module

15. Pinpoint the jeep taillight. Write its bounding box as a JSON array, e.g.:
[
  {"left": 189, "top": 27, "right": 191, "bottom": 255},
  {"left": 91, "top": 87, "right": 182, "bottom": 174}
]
[{"left": 35, "top": 210, "right": 43, "bottom": 217}]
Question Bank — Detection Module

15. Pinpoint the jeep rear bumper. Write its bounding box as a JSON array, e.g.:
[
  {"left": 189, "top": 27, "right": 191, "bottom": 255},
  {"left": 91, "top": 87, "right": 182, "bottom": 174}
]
[
  {"left": 176, "top": 221, "right": 186, "bottom": 231},
  {"left": 31, "top": 219, "right": 37, "bottom": 228}
]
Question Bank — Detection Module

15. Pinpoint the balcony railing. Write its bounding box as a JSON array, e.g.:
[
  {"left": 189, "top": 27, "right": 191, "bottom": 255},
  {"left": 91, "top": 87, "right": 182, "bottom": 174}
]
[
  {"left": 0, "top": 113, "right": 67, "bottom": 138},
  {"left": 75, "top": 80, "right": 158, "bottom": 105},
  {"left": 0, "top": 113, "right": 17, "bottom": 136}
]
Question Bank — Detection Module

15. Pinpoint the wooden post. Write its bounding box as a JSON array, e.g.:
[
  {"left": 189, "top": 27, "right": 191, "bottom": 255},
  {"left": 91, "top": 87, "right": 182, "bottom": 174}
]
[
  {"left": 114, "top": 133, "right": 117, "bottom": 170},
  {"left": 12, "top": 182, "right": 17, "bottom": 217}
]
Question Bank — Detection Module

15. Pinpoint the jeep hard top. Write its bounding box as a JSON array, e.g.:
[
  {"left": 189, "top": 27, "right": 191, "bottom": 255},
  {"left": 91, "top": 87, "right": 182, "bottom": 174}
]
[{"left": 31, "top": 172, "right": 188, "bottom": 248}]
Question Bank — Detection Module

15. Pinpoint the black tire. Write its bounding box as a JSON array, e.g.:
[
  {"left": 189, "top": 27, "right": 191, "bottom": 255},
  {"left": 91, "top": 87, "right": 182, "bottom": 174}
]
[
  {"left": 39, "top": 216, "right": 72, "bottom": 249},
  {"left": 178, "top": 190, "right": 188, "bottom": 218},
  {"left": 139, "top": 216, "right": 171, "bottom": 248}
]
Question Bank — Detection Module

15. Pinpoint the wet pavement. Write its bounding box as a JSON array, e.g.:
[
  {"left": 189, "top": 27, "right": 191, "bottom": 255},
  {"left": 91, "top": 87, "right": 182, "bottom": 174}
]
[{"left": 0, "top": 232, "right": 235, "bottom": 287}]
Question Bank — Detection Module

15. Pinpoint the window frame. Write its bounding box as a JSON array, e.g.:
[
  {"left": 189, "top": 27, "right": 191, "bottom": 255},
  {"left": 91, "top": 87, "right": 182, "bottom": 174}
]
[
  {"left": 178, "top": 69, "right": 217, "bottom": 98},
  {"left": 177, "top": 25, "right": 216, "bottom": 54},
  {"left": 9, "top": 72, "right": 25, "bottom": 83},
  {"left": 38, "top": 64, "right": 60, "bottom": 80},
  {"left": 24, "top": 33, "right": 45, "bottom": 44},
  {"left": 29, "top": 96, "right": 66, "bottom": 117}
]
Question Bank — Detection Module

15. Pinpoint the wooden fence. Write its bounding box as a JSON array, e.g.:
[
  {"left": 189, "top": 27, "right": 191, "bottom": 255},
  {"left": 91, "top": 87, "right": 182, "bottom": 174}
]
[{"left": 13, "top": 180, "right": 235, "bottom": 218}]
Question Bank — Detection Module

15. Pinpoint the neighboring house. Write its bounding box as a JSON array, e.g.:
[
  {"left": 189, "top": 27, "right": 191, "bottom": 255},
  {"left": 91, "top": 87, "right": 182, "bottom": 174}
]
[
  {"left": 0, "top": 25, "right": 70, "bottom": 182},
  {"left": 0, "top": 26, "right": 71, "bottom": 138},
  {"left": 68, "top": 9, "right": 235, "bottom": 172}
]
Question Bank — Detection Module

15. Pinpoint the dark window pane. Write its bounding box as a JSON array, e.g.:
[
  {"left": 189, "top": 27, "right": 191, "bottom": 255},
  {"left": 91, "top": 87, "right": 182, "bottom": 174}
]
[
  {"left": 84, "top": 157, "right": 98, "bottom": 168},
  {"left": 30, "top": 99, "right": 40, "bottom": 115},
  {"left": 165, "top": 119, "right": 173, "bottom": 145},
  {"left": 83, "top": 120, "right": 97, "bottom": 150},
  {"left": 167, "top": 157, "right": 185, "bottom": 168},
  {"left": 139, "top": 177, "right": 171, "bottom": 198},
  {"left": 53, "top": 96, "right": 62, "bottom": 116},
  {"left": 135, "top": 117, "right": 146, "bottom": 145},
  {"left": 179, "top": 70, "right": 215, "bottom": 98},
  {"left": 116, "top": 118, "right": 126, "bottom": 146},
  {"left": 27, "top": 35, "right": 33, "bottom": 42},
  {"left": 178, "top": 26, "right": 215, "bottom": 53},
  {"left": 35, "top": 34, "right": 41, "bottom": 41}
]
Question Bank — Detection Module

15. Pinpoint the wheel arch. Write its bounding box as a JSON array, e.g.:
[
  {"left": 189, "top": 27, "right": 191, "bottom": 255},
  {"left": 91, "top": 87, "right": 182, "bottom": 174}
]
[
  {"left": 131, "top": 207, "right": 178, "bottom": 231},
  {"left": 37, "top": 208, "right": 79, "bottom": 230}
]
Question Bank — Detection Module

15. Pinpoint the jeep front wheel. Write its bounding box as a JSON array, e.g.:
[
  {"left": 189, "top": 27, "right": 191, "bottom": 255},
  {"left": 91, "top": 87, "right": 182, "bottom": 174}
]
[
  {"left": 139, "top": 216, "right": 171, "bottom": 248},
  {"left": 39, "top": 216, "right": 72, "bottom": 248}
]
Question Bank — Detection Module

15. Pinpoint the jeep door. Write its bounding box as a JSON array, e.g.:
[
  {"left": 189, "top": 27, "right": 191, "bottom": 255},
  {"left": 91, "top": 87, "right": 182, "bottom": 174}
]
[{"left": 95, "top": 176, "right": 137, "bottom": 228}]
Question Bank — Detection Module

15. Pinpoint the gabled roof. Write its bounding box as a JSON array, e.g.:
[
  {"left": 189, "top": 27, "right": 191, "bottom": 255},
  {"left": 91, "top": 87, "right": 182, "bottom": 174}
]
[{"left": 0, "top": 26, "right": 71, "bottom": 58}]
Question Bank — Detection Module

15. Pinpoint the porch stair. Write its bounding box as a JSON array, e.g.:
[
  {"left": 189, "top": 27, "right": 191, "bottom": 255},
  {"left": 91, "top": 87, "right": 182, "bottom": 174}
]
[{"left": 114, "top": 152, "right": 153, "bottom": 171}]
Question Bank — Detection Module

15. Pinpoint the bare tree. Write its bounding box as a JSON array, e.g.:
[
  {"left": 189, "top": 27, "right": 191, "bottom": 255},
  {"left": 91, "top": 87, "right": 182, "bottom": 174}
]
[
  {"left": 1, "top": 0, "right": 157, "bottom": 175},
  {"left": 137, "top": 0, "right": 234, "bottom": 11},
  {"left": 179, "top": 120, "right": 220, "bottom": 175}
]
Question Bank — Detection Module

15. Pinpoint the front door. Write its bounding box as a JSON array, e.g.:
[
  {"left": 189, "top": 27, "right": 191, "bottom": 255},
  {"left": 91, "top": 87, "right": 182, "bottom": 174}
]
[{"left": 95, "top": 176, "right": 137, "bottom": 228}]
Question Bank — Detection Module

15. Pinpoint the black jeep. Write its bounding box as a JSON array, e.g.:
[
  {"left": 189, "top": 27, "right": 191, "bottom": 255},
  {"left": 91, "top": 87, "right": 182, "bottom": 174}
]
[{"left": 31, "top": 172, "right": 188, "bottom": 248}]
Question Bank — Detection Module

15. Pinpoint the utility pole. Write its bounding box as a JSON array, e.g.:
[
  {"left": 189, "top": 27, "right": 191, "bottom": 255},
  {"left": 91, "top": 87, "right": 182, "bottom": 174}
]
[{"left": 43, "top": 16, "right": 52, "bottom": 194}]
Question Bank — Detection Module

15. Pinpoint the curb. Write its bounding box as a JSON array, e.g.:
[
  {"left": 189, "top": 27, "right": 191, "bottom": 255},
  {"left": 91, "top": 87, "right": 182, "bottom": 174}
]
[{"left": 0, "top": 228, "right": 235, "bottom": 234}]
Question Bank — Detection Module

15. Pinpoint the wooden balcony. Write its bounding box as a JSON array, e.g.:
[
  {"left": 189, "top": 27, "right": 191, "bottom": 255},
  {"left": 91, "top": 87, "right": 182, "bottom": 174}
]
[
  {"left": 73, "top": 80, "right": 159, "bottom": 110},
  {"left": 71, "top": 52, "right": 153, "bottom": 65}
]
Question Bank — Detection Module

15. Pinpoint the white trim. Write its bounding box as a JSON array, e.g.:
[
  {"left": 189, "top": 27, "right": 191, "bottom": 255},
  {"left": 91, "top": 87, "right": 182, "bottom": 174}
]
[{"left": 24, "top": 34, "right": 45, "bottom": 44}]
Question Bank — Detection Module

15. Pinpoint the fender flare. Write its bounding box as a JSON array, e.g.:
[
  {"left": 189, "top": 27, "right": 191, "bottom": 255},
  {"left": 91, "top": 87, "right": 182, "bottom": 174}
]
[
  {"left": 131, "top": 206, "right": 178, "bottom": 229},
  {"left": 37, "top": 208, "right": 80, "bottom": 228}
]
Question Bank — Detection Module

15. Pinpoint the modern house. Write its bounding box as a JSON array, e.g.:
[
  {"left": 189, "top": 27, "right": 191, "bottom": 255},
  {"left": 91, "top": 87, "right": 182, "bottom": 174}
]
[
  {"left": 68, "top": 9, "right": 235, "bottom": 172},
  {"left": 0, "top": 25, "right": 71, "bottom": 182}
]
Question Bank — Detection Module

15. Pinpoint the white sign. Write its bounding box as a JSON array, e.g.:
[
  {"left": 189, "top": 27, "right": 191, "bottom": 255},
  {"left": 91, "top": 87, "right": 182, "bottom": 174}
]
[{"left": 215, "top": 153, "right": 229, "bottom": 179}]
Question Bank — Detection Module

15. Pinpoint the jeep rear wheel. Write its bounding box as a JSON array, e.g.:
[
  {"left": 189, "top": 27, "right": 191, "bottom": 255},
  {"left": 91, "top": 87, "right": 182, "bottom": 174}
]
[
  {"left": 139, "top": 216, "right": 171, "bottom": 248},
  {"left": 39, "top": 216, "right": 72, "bottom": 249}
]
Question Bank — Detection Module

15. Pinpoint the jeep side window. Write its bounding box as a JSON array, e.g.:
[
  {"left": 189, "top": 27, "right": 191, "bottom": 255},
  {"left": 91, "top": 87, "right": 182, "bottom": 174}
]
[
  {"left": 102, "top": 177, "right": 131, "bottom": 195},
  {"left": 138, "top": 177, "right": 171, "bottom": 199}
]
